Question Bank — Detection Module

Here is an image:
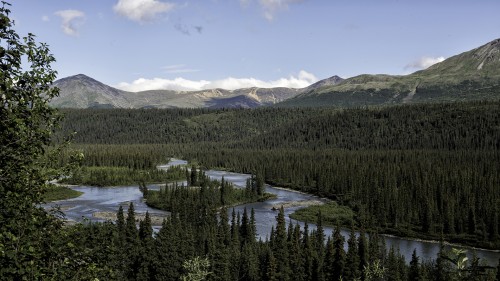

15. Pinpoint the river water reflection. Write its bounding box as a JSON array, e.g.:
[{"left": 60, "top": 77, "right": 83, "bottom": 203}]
[{"left": 48, "top": 159, "right": 499, "bottom": 265}]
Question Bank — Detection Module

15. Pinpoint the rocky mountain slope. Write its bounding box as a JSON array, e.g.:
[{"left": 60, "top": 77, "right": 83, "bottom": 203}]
[
  {"left": 278, "top": 38, "right": 500, "bottom": 107},
  {"left": 51, "top": 74, "right": 342, "bottom": 109}
]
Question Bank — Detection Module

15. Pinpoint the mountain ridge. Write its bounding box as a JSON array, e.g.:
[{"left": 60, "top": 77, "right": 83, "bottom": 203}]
[
  {"left": 51, "top": 38, "right": 500, "bottom": 109},
  {"left": 279, "top": 38, "right": 500, "bottom": 107},
  {"left": 51, "top": 74, "right": 343, "bottom": 109}
]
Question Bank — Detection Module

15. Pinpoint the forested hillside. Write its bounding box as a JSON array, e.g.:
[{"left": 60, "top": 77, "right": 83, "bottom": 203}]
[{"left": 59, "top": 101, "right": 500, "bottom": 250}]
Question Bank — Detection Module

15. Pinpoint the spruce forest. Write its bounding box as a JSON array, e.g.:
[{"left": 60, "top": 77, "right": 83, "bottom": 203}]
[
  {"left": 49, "top": 102, "right": 500, "bottom": 280},
  {"left": 1, "top": 1, "right": 500, "bottom": 280},
  {"left": 59, "top": 103, "right": 500, "bottom": 249}
]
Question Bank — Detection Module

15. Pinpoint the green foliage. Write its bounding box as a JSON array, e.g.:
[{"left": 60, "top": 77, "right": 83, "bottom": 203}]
[
  {"left": 0, "top": 2, "right": 96, "bottom": 278},
  {"left": 290, "top": 202, "right": 355, "bottom": 227},
  {"left": 42, "top": 184, "right": 83, "bottom": 201},
  {"left": 180, "top": 256, "right": 212, "bottom": 281},
  {"left": 57, "top": 101, "right": 500, "bottom": 249},
  {"left": 145, "top": 168, "right": 274, "bottom": 213},
  {"left": 60, "top": 165, "right": 174, "bottom": 186}
]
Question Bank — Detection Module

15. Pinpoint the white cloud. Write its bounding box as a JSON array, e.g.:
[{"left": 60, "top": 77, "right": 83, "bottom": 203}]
[
  {"left": 113, "top": 0, "right": 175, "bottom": 23},
  {"left": 42, "top": 15, "right": 50, "bottom": 22},
  {"left": 115, "top": 70, "right": 318, "bottom": 92},
  {"left": 116, "top": 77, "right": 210, "bottom": 92},
  {"left": 405, "top": 56, "right": 446, "bottom": 70},
  {"left": 54, "top": 10, "right": 85, "bottom": 36},
  {"left": 240, "top": 0, "right": 304, "bottom": 21}
]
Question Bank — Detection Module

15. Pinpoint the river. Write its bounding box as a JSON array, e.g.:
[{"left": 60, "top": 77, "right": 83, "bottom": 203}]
[{"left": 47, "top": 159, "right": 500, "bottom": 265}]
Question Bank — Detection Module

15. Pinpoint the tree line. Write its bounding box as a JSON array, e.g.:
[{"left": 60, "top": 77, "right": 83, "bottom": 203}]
[{"left": 58, "top": 101, "right": 500, "bottom": 249}]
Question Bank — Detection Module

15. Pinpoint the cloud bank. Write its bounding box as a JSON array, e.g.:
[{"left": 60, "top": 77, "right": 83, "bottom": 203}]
[
  {"left": 405, "top": 56, "right": 445, "bottom": 70},
  {"left": 54, "top": 10, "right": 85, "bottom": 36},
  {"left": 116, "top": 70, "right": 318, "bottom": 92},
  {"left": 113, "top": 0, "right": 175, "bottom": 23}
]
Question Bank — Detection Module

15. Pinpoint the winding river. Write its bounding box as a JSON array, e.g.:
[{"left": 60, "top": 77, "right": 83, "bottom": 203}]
[{"left": 47, "top": 159, "right": 500, "bottom": 265}]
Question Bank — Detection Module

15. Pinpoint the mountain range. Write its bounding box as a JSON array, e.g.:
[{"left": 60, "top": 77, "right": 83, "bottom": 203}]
[
  {"left": 51, "top": 38, "right": 500, "bottom": 109},
  {"left": 51, "top": 74, "right": 343, "bottom": 109}
]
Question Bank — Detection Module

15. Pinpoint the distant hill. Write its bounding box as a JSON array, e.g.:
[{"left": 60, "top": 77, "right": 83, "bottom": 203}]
[
  {"left": 278, "top": 38, "right": 500, "bottom": 107},
  {"left": 52, "top": 74, "right": 132, "bottom": 108},
  {"left": 51, "top": 74, "right": 343, "bottom": 109}
]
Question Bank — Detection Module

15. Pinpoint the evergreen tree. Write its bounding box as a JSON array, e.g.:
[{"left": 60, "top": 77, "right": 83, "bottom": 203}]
[
  {"left": 409, "top": 249, "right": 420, "bottom": 281},
  {"left": 125, "top": 202, "right": 138, "bottom": 243},
  {"left": 386, "top": 247, "right": 402, "bottom": 281},
  {"left": 302, "top": 222, "right": 313, "bottom": 280},
  {"left": 324, "top": 237, "right": 336, "bottom": 281},
  {"left": 249, "top": 208, "right": 257, "bottom": 241},
  {"left": 137, "top": 212, "right": 156, "bottom": 280},
  {"left": 154, "top": 216, "right": 184, "bottom": 280},
  {"left": 315, "top": 210, "right": 325, "bottom": 281},
  {"left": 332, "top": 223, "right": 346, "bottom": 281},
  {"left": 139, "top": 211, "right": 153, "bottom": 241},
  {"left": 273, "top": 206, "right": 290, "bottom": 281},
  {"left": 265, "top": 250, "right": 278, "bottom": 281},
  {"left": 190, "top": 165, "right": 198, "bottom": 186},
  {"left": 344, "top": 226, "right": 360, "bottom": 280},
  {"left": 116, "top": 205, "right": 125, "bottom": 237},
  {"left": 240, "top": 207, "right": 251, "bottom": 244},
  {"left": 435, "top": 242, "right": 447, "bottom": 281},
  {"left": 240, "top": 242, "right": 259, "bottom": 281},
  {"left": 229, "top": 210, "right": 241, "bottom": 281},
  {"left": 124, "top": 202, "right": 140, "bottom": 280},
  {"left": 368, "top": 231, "right": 380, "bottom": 263},
  {"left": 358, "top": 227, "right": 368, "bottom": 279},
  {"left": 495, "top": 258, "right": 500, "bottom": 281},
  {"left": 288, "top": 223, "right": 305, "bottom": 281}
]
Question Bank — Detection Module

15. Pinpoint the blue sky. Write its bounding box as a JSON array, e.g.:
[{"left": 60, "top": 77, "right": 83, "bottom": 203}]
[{"left": 10, "top": 0, "right": 500, "bottom": 91}]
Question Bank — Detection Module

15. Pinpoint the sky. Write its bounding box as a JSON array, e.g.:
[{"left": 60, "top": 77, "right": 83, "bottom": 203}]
[{"left": 9, "top": 0, "right": 500, "bottom": 92}]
